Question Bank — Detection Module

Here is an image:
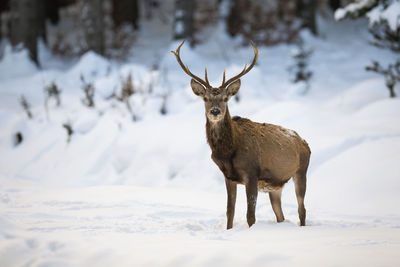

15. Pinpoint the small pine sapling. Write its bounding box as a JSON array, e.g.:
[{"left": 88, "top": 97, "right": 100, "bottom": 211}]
[
  {"left": 20, "top": 95, "right": 33, "bottom": 119},
  {"left": 366, "top": 60, "right": 400, "bottom": 98},
  {"left": 44, "top": 81, "right": 62, "bottom": 111},
  {"left": 148, "top": 67, "right": 159, "bottom": 95},
  {"left": 366, "top": 22, "right": 400, "bottom": 98},
  {"left": 113, "top": 73, "right": 137, "bottom": 121},
  {"left": 80, "top": 74, "right": 96, "bottom": 107},
  {"left": 158, "top": 67, "right": 170, "bottom": 115},
  {"left": 121, "top": 73, "right": 135, "bottom": 100},
  {"left": 44, "top": 81, "right": 62, "bottom": 119},
  {"left": 62, "top": 122, "right": 74, "bottom": 143},
  {"left": 336, "top": 0, "right": 400, "bottom": 97},
  {"left": 288, "top": 40, "right": 313, "bottom": 93},
  {"left": 160, "top": 94, "right": 168, "bottom": 115},
  {"left": 369, "top": 22, "right": 400, "bottom": 53}
]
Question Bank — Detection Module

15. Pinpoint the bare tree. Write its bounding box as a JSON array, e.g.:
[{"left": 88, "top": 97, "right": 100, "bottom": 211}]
[
  {"left": 173, "top": 0, "right": 196, "bottom": 45},
  {"left": 226, "top": 0, "right": 301, "bottom": 45},
  {"left": 45, "top": 0, "right": 60, "bottom": 25},
  {"left": 329, "top": 0, "right": 341, "bottom": 11},
  {"left": 9, "top": 0, "right": 46, "bottom": 65},
  {"left": 0, "top": 0, "right": 10, "bottom": 41},
  {"left": 81, "top": 0, "right": 105, "bottom": 55},
  {"left": 226, "top": 0, "right": 246, "bottom": 37},
  {"left": 296, "top": 0, "right": 317, "bottom": 35},
  {"left": 112, "top": 0, "right": 139, "bottom": 30},
  {"left": 226, "top": 0, "right": 317, "bottom": 44}
]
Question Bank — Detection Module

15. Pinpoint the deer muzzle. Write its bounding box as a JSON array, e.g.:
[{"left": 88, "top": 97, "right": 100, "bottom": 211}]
[{"left": 210, "top": 108, "right": 221, "bottom": 116}]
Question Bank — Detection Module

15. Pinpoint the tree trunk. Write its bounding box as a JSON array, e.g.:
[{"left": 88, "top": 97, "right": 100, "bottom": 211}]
[
  {"left": 81, "top": 0, "right": 105, "bottom": 56},
  {"left": 45, "top": 0, "right": 60, "bottom": 25},
  {"left": 173, "top": 0, "right": 195, "bottom": 46},
  {"left": 329, "top": 0, "right": 341, "bottom": 11},
  {"left": 37, "top": 0, "right": 46, "bottom": 42},
  {"left": 9, "top": 0, "right": 46, "bottom": 65},
  {"left": 112, "top": 0, "right": 139, "bottom": 29},
  {"left": 227, "top": 0, "right": 244, "bottom": 37},
  {"left": 0, "top": 0, "right": 10, "bottom": 40},
  {"left": 297, "top": 0, "right": 317, "bottom": 35}
]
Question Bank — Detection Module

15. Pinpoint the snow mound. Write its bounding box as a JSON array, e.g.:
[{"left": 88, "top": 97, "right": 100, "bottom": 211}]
[
  {"left": 328, "top": 78, "right": 388, "bottom": 112},
  {"left": 309, "top": 136, "right": 400, "bottom": 217},
  {"left": 67, "top": 51, "right": 111, "bottom": 80},
  {"left": 0, "top": 45, "right": 37, "bottom": 80}
]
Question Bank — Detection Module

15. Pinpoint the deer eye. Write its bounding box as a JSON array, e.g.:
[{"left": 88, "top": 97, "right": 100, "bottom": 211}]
[
  {"left": 223, "top": 97, "right": 228, "bottom": 102},
  {"left": 204, "top": 97, "right": 208, "bottom": 102}
]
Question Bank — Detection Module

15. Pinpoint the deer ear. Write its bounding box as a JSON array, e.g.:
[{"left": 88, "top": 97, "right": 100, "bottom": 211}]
[
  {"left": 226, "top": 79, "right": 241, "bottom": 97},
  {"left": 190, "top": 79, "right": 206, "bottom": 97}
]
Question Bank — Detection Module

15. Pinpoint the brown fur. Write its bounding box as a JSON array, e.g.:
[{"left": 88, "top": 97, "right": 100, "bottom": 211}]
[{"left": 207, "top": 106, "right": 311, "bottom": 228}]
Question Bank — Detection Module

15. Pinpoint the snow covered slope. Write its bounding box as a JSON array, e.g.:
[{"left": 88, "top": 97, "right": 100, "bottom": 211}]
[{"left": 0, "top": 17, "right": 400, "bottom": 266}]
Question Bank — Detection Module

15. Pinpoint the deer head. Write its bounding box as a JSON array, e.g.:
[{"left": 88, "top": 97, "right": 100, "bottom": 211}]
[{"left": 172, "top": 41, "right": 259, "bottom": 122}]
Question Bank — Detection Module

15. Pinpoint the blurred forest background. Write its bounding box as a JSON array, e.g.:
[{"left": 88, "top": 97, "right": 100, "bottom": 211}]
[
  {"left": 0, "top": 0, "right": 344, "bottom": 64},
  {"left": 1, "top": 0, "right": 398, "bottom": 97}
]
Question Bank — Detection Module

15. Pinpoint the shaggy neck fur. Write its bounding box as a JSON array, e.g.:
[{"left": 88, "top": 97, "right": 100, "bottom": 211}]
[{"left": 206, "top": 107, "right": 235, "bottom": 158}]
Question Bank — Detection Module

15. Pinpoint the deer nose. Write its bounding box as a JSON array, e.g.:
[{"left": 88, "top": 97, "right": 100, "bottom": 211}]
[{"left": 210, "top": 108, "right": 220, "bottom": 116}]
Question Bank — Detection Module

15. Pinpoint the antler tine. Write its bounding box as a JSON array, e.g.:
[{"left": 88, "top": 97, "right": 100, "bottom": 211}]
[
  {"left": 205, "top": 67, "right": 210, "bottom": 85},
  {"left": 171, "top": 40, "right": 211, "bottom": 88},
  {"left": 222, "top": 69, "right": 226, "bottom": 85},
  {"left": 221, "top": 41, "right": 259, "bottom": 88}
]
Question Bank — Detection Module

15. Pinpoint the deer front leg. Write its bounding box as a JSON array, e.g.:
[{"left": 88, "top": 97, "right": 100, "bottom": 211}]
[
  {"left": 211, "top": 154, "right": 235, "bottom": 180},
  {"left": 225, "top": 178, "right": 237, "bottom": 229},
  {"left": 245, "top": 178, "right": 258, "bottom": 227}
]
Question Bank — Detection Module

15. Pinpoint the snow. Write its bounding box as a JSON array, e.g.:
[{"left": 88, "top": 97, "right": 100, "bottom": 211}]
[
  {"left": 367, "top": 1, "right": 400, "bottom": 31},
  {"left": 67, "top": 51, "right": 111, "bottom": 81},
  {"left": 174, "top": 21, "right": 185, "bottom": 36},
  {"left": 379, "top": 0, "right": 400, "bottom": 31},
  {"left": 336, "top": 0, "right": 400, "bottom": 32},
  {"left": 1, "top": 16, "right": 400, "bottom": 267},
  {"left": 0, "top": 44, "right": 38, "bottom": 80},
  {"left": 334, "top": 0, "right": 376, "bottom": 21}
]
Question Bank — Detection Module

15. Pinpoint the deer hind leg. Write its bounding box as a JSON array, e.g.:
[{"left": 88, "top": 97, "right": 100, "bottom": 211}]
[
  {"left": 225, "top": 178, "right": 237, "bottom": 229},
  {"left": 293, "top": 172, "right": 307, "bottom": 226},
  {"left": 269, "top": 189, "right": 285, "bottom": 223},
  {"left": 245, "top": 178, "right": 258, "bottom": 227}
]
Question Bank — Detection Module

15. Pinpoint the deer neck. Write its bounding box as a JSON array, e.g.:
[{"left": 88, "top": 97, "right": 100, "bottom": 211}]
[{"left": 206, "top": 107, "right": 235, "bottom": 158}]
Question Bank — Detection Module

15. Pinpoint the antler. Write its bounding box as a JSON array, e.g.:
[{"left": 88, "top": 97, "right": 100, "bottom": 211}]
[
  {"left": 171, "top": 41, "right": 211, "bottom": 88},
  {"left": 220, "top": 41, "right": 259, "bottom": 88}
]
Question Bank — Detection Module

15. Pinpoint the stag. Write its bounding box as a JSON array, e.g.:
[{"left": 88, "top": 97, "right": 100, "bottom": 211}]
[{"left": 172, "top": 41, "right": 311, "bottom": 228}]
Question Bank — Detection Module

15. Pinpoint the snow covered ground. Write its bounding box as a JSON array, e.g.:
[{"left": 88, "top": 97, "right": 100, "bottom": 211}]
[{"left": 1, "top": 16, "right": 400, "bottom": 266}]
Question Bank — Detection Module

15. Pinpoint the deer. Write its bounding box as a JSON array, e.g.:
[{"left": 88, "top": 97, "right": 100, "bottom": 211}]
[{"left": 172, "top": 41, "right": 311, "bottom": 229}]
